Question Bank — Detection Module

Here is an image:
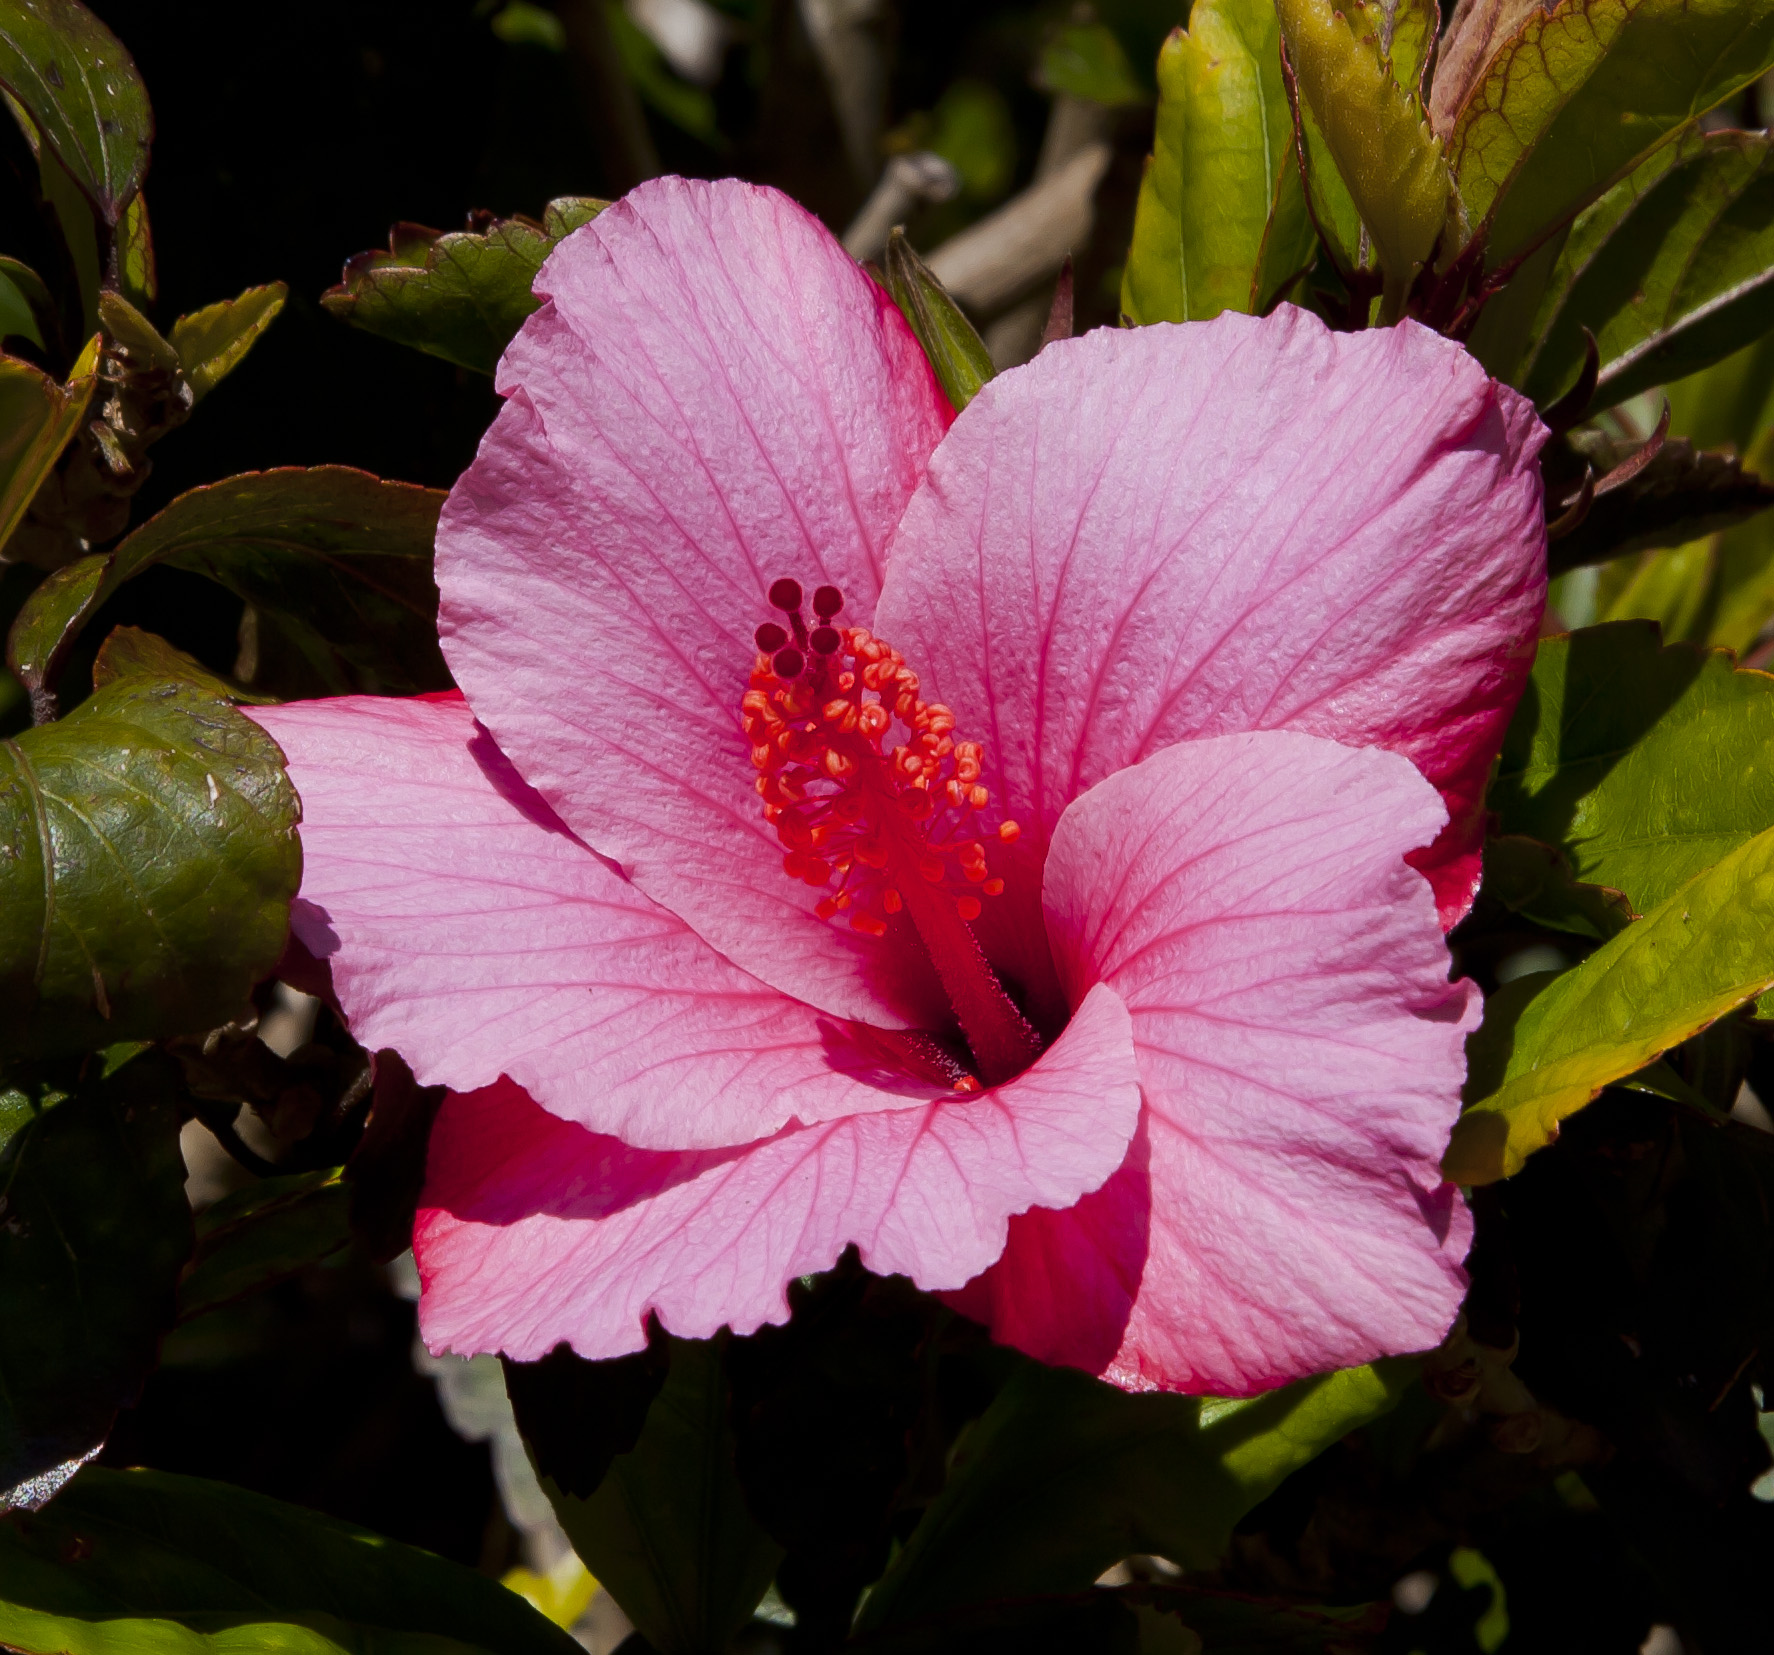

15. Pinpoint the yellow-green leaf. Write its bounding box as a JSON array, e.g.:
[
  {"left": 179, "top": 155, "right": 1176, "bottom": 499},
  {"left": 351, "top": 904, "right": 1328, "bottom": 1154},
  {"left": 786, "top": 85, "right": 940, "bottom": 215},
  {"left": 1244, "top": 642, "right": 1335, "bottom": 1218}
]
[
  {"left": 1276, "top": 0, "right": 1454, "bottom": 309},
  {"left": 1122, "top": 1, "right": 1298, "bottom": 324},
  {"left": 855, "top": 1358, "right": 1412, "bottom": 1631},
  {"left": 0, "top": 335, "right": 98, "bottom": 558},
  {"left": 1445, "top": 0, "right": 1774, "bottom": 271},
  {"left": 169, "top": 283, "right": 287, "bottom": 402},
  {"left": 1521, "top": 130, "right": 1774, "bottom": 411},
  {"left": 1446, "top": 822, "right": 1774, "bottom": 1182},
  {"left": 1491, "top": 621, "right": 1774, "bottom": 913}
]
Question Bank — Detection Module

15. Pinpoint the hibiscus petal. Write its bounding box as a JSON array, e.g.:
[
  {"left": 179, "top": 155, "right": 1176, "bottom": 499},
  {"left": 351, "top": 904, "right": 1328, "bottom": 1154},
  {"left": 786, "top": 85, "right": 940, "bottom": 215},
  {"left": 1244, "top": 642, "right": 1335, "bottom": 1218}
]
[
  {"left": 413, "top": 981, "right": 1141, "bottom": 1360},
  {"left": 1012, "top": 728, "right": 1476, "bottom": 1395},
  {"left": 873, "top": 309, "right": 1545, "bottom": 929},
  {"left": 435, "top": 177, "right": 953, "bottom": 1027},
  {"left": 251, "top": 692, "right": 970, "bottom": 1150}
]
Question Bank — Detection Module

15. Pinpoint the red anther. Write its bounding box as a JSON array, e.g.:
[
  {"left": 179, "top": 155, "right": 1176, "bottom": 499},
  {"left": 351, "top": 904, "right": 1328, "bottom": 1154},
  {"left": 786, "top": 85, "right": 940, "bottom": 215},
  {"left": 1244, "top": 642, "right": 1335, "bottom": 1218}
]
[
  {"left": 953, "top": 1075, "right": 982, "bottom": 1093},
  {"left": 969, "top": 785, "right": 989, "bottom": 809},
  {"left": 954, "top": 895, "right": 982, "bottom": 921},
  {"left": 918, "top": 855, "right": 945, "bottom": 883},
  {"left": 755, "top": 622, "right": 788, "bottom": 652},
  {"left": 998, "top": 821, "right": 1021, "bottom": 843},
  {"left": 772, "top": 647, "right": 805, "bottom": 679},
  {"left": 769, "top": 578, "right": 804, "bottom": 611},
  {"left": 883, "top": 888, "right": 903, "bottom": 914},
  {"left": 851, "top": 912, "right": 887, "bottom": 937},
  {"left": 813, "top": 584, "right": 844, "bottom": 619},
  {"left": 981, "top": 877, "right": 1004, "bottom": 896},
  {"left": 963, "top": 863, "right": 988, "bottom": 883},
  {"left": 810, "top": 625, "right": 841, "bottom": 655}
]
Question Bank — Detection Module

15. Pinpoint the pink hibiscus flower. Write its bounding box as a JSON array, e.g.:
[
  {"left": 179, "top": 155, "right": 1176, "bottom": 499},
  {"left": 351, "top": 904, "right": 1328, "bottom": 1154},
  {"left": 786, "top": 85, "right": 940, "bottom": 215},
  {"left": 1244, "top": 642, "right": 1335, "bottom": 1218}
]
[{"left": 255, "top": 177, "right": 1545, "bottom": 1397}]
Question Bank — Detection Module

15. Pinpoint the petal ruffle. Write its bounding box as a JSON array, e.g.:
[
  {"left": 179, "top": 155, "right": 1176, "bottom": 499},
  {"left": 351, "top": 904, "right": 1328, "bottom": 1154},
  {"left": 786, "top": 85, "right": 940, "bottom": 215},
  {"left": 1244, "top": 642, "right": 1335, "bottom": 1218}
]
[
  {"left": 413, "top": 981, "right": 1141, "bottom": 1360},
  {"left": 252, "top": 693, "right": 966, "bottom": 1150},
  {"left": 989, "top": 728, "right": 1476, "bottom": 1394},
  {"left": 873, "top": 309, "right": 1546, "bottom": 929},
  {"left": 436, "top": 177, "right": 953, "bottom": 1027}
]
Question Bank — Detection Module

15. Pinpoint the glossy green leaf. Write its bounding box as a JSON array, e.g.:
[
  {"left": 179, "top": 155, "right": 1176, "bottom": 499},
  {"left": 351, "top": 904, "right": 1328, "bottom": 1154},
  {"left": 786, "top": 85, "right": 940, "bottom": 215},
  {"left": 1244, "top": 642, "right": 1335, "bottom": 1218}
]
[
  {"left": 8, "top": 467, "right": 447, "bottom": 703},
  {"left": 177, "top": 1169, "right": 351, "bottom": 1323},
  {"left": 0, "top": 1466, "right": 583, "bottom": 1655},
  {"left": 1444, "top": 0, "right": 1774, "bottom": 271},
  {"left": 1665, "top": 329, "right": 1774, "bottom": 451},
  {"left": 0, "top": 0, "right": 150, "bottom": 223},
  {"left": 883, "top": 229, "right": 995, "bottom": 412},
  {"left": 1122, "top": 0, "right": 1299, "bottom": 324},
  {"left": 538, "top": 1336, "right": 782, "bottom": 1655},
  {"left": 0, "top": 675, "right": 300, "bottom": 1059},
  {"left": 1276, "top": 0, "right": 1453, "bottom": 311},
  {"left": 169, "top": 283, "right": 287, "bottom": 402},
  {"left": 1523, "top": 131, "right": 1774, "bottom": 410},
  {"left": 321, "top": 198, "right": 605, "bottom": 375},
  {"left": 854, "top": 1358, "right": 1412, "bottom": 1631},
  {"left": 0, "top": 337, "right": 98, "bottom": 560},
  {"left": 1037, "top": 22, "right": 1149, "bottom": 109},
  {"left": 1492, "top": 621, "right": 1774, "bottom": 913},
  {"left": 1446, "top": 821, "right": 1774, "bottom": 1182},
  {"left": 0, "top": 1053, "right": 191, "bottom": 1496}
]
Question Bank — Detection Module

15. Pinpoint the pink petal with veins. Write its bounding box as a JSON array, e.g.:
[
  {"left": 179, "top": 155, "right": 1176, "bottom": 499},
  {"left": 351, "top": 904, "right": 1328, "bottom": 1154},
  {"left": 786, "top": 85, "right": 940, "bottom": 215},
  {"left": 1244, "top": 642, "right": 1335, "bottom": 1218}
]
[
  {"left": 874, "top": 310, "right": 1545, "bottom": 931},
  {"left": 436, "top": 178, "right": 953, "bottom": 1030},
  {"left": 962, "top": 728, "right": 1475, "bottom": 1394},
  {"left": 251, "top": 692, "right": 961, "bottom": 1150},
  {"left": 414, "top": 982, "right": 1140, "bottom": 1359}
]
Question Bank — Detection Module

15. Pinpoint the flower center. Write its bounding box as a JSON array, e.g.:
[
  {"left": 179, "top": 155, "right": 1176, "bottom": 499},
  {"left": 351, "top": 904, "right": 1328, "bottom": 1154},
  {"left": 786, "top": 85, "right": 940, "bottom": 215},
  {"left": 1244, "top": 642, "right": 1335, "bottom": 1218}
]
[{"left": 741, "top": 578, "right": 1043, "bottom": 1087}]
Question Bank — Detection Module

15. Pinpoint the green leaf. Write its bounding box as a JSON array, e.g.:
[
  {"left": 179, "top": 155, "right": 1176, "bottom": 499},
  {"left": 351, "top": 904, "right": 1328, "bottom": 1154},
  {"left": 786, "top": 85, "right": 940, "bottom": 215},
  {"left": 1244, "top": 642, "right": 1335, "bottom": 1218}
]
[
  {"left": 8, "top": 467, "right": 447, "bottom": 704},
  {"left": 90, "top": 625, "right": 273, "bottom": 705},
  {"left": 1480, "top": 835, "right": 1633, "bottom": 942},
  {"left": 883, "top": 230, "right": 995, "bottom": 413},
  {"left": 605, "top": 1, "right": 722, "bottom": 146},
  {"left": 177, "top": 1169, "right": 351, "bottom": 1323},
  {"left": 169, "top": 283, "right": 287, "bottom": 403},
  {"left": 0, "top": 266, "right": 44, "bottom": 350},
  {"left": 921, "top": 80, "right": 1017, "bottom": 203},
  {"left": 321, "top": 198, "right": 606, "bottom": 376},
  {"left": 0, "top": 337, "right": 99, "bottom": 561},
  {"left": 1443, "top": 0, "right": 1774, "bottom": 272},
  {"left": 1522, "top": 130, "right": 1774, "bottom": 410},
  {"left": 1276, "top": 0, "right": 1454, "bottom": 313},
  {"left": 117, "top": 190, "right": 155, "bottom": 307},
  {"left": 1491, "top": 621, "right": 1774, "bottom": 913},
  {"left": 538, "top": 1336, "right": 782, "bottom": 1655},
  {"left": 854, "top": 1358, "right": 1412, "bottom": 1632},
  {"left": 0, "top": 0, "right": 150, "bottom": 224},
  {"left": 0, "top": 1053, "right": 191, "bottom": 1496},
  {"left": 0, "top": 675, "right": 300, "bottom": 1059},
  {"left": 0, "top": 1465, "right": 583, "bottom": 1655},
  {"left": 1122, "top": 1, "right": 1300, "bottom": 324},
  {"left": 1037, "top": 23, "right": 1149, "bottom": 109},
  {"left": 1446, "top": 821, "right": 1774, "bottom": 1182}
]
